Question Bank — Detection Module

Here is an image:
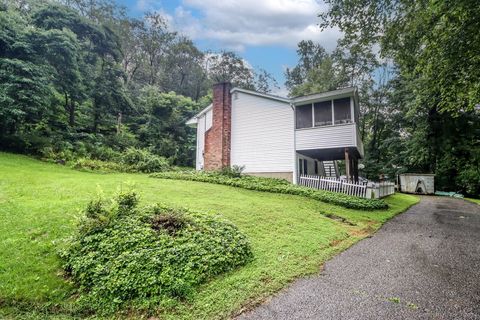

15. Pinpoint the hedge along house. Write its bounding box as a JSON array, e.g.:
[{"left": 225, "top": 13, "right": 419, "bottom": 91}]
[{"left": 186, "top": 82, "right": 364, "bottom": 184}]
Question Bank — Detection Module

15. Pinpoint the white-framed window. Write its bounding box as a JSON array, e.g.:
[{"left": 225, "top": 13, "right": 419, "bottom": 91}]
[
  {"left": 295, "top": 97, "right": 353, "bottom": 129},
  {"left": 333, "top": 97, "right": 352, "bottom": 124},
  {"left": 295, "top": 104, "right": 313, "bottom": 129},
  {"left": 314, "top": 101, "right": 332, "bottom": 126}
]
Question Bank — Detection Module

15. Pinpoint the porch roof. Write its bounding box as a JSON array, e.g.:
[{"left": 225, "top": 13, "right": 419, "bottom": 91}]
[
  {"left": 297, "top": 147, "right": 362, "bottom": 161},
  {"left": 291, "top": 87, "right": 358, "bottom": 105}
]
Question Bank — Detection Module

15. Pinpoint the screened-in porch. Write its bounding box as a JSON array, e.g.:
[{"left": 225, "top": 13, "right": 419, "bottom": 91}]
[{"left": 292, "top": 87, "right": 364, "bottom": 183}]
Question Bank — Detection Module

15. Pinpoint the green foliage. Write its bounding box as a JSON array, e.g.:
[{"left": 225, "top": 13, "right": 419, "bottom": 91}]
[
  {"left": 1, "top": 1, "right": 276, "bottom": 168},
  {"left": 121, "top": 147, "right": 170, "bottom": 173},
  {"left": 60, "top": 190, "right": 253, "bottom": 314},
  {"left": 285, "top": 40, "right": 344, "bottom": 96},
  {"left": 137, "top": 88, "right": 199, "bottom": 166},
  {"left": 317, "top": 0, "right": 480, "bottom": 195},
  {"left": 87, "top": 144, "right": 121, "bottom": 161},
  {"left": 151, "top": 171, "right": 388, "bottom": 210},
  {"left": 72, "top": 158, "right": 124, "bottom": 173},
  {"left": 218, "top": 165, "right": 245, "bottom": 178},
  {"left": 0, "top": 153, "right": 418, "bottom": 319}
]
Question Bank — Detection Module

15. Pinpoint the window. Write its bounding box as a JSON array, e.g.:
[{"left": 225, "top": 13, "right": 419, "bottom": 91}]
[
  {"left": 314, "top": 161, "right": 318, "bottom": 175},
  {"left": 303, "top": 159, "right": 308, "bottom": 174},
  {"left": 296, "top": 104, "right": 312, "bottom": 129},
  {"left": 314, "top": 101, "right": 332, "bottom": 126},
  {"left": 334, "top": 97, "right": 352, "bottom": 124}
]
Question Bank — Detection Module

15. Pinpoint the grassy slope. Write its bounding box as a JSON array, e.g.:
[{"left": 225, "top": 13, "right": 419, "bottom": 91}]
[{"left": 0, "top": 153, "right": 418, "bottom": 319}]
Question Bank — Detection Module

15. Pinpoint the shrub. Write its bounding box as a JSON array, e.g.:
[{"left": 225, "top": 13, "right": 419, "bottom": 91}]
[
  {"left": 219, "top": 165, "right": 245, "bottom": 178},
  {"left": 121, "top": 147, "right": 170, "bottom": 173},
  {"left": 60, "top": 190, "right": 253, "bottom": 314},
  {"left": 40, "top": 146, "right": 76, "bottom": 163},
  {"left": 88, "top": 145, "right": 121, "bottom": 162},
  {"left": 72, "top": 158, "right": 124, "bottom": 173},
  {"left": 151, "top": 171, "right": 388, "bottom": 210}
]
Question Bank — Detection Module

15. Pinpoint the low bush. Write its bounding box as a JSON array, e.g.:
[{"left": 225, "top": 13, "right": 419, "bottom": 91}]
[
  {"left": 49, "top": 147, "right": 172, "bottom": 174},
  {"left": 219, "top": 164, "right": 245, "bottom": 178},
  {"left": 151, "top": 171, "right": 388, "bottom": 210},
  {"left": 72, "top": 158, "right": 124, "bottom": 173},
  {"left": 87, "top": 144, "right": 122, "bottom": 162},
  {"left": 60, "top": 190, "right": 253, "bottom": 314},
  {"left": 121, "top": 147, "right": 170, "bottom": 173}
]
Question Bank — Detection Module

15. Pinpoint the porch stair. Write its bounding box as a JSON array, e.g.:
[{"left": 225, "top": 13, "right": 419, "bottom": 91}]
[{"left": 321, "top": 160, "right": 339, "bottom": 178}]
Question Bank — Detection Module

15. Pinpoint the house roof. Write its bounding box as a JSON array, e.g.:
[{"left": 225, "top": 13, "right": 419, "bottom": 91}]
[
  {"left": 291, "top": 87, "right": 357, "bottom": 105},
  {"left": 186, "top": 104, "right": 212, "bottom": 126},
  {"left": 185, "top": 86, "right": 358, "bottom": 126},
  {"left": 230, "top": 87, "right": 291, "bottom": 103}
]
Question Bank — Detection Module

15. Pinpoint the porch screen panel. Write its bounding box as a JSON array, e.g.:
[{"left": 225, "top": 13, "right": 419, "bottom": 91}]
[
  {"left": 334, "top": 97, "right": 352, "bottom": 124},
  {"left": 296, "top": 104, "right": 313, "bottom": 129},
  {"left": 314, "top": 101, "right": 332, "bottom": 126}
]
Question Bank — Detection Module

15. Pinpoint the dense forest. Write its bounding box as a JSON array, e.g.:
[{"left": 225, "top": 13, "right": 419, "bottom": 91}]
[
  {"left": 0, "top": 0, "right": 479, "bottom": 195},
  {"left": 0, "top": 0, "right": 277, "bottom": 167},
  {"left": 286, "top": 0, "right": 480, "bottom": 195}
]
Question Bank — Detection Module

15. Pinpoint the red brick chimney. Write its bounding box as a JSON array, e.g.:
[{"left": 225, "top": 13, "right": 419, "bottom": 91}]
[{"left": 204, "top": 82, "right": 232, "bottom": 170}]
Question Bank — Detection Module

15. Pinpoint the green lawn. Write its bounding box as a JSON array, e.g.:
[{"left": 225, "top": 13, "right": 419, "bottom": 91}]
[
  {"left": 0, "top": 152, "right": 419, "bottom": 319},
  {"left": 465, "top": 198, "right": 480, "bottom": 205}
]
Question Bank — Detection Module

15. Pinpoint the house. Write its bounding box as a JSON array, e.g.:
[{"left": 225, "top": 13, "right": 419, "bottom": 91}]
[{"left": 186, "top": 82, "right": 364, "bottom": 184}]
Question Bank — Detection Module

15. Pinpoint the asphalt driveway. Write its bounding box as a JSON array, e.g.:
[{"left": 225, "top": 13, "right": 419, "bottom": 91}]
[{"left": 238, "top": 197, "right": 480, "bottom": 320}]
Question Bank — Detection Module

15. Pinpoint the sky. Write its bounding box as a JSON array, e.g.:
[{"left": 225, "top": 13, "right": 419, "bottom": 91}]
[{"left": 116, "top": 0, "right": 341, "bottom": 96}]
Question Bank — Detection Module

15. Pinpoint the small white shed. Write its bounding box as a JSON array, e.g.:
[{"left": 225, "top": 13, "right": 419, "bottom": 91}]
[{"left": 398, "top": 173, "right": 435, "bottom": 194}]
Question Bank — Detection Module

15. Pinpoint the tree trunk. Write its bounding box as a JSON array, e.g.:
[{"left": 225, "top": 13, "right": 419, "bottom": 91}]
[
  {"left": 117, "top": 112, "right": 122, "bottom": 134},
  {"left": 69, "top": 99, "right": 75, "bottom": 127},
  {"left": 92, "top": 98, "right": 99, "bottom": 133}
]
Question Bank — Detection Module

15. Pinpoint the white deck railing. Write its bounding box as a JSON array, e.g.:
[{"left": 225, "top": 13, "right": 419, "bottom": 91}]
[
  {"left": 298, "top": 175, "right": 395, "bottom": 199},
  {"left": 374, "top": 181, "right": 396, "bottom": 198}
]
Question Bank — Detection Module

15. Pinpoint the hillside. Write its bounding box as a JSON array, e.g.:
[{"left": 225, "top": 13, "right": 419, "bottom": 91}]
[{"left": 0, "top": 153, "right": 418, "bottom": 319}]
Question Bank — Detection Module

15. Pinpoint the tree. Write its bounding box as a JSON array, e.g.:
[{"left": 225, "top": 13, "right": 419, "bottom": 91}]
[
  {"left": 285, "top": 40, "right": 350, "bottom": 97},
  {"left": 136, "top": 12, "right": 176, "bottom": 86},
  {"left": 163, "top": 37, "right": 208, "bottom": 100},
  {"left": 205, "top": 51, "right": 255, "bottom": 89},
  {"left": 138, "top": 88, "right": 199, "bottom": 165},
  {"left": 0, "top": 7, "right": 52, "bottom": 140},
  {"left": 319, "top": 0, "right": 480, "bottom": 194},
  {"left": 0, "top": 0, "right": 287, "bottom": 170},
  {"left": 253, "top": 69, "right": 279, "bottom": 94}
]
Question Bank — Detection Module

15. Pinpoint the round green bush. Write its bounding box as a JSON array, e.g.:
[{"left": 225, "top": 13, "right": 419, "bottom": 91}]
[
  {"left": 121, "top": 147, "right": 170, "bottom": 173},
  {"left": 60, "top": 191, "right": 253, "bottom": 314}
]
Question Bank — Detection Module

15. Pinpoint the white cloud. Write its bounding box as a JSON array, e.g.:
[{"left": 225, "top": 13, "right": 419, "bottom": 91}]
[
  {"left": 136, "top": 0, "right": 156, "bottom": 11},
  {"left": 173, "top": 0, "right": 341, "bottom": 51},
  {"left": 271, "top": 86, "right": 290, "bottom": 98}
]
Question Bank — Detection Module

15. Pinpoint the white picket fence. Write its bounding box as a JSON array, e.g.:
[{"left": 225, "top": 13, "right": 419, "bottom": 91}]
[
  {"left": 298, "top": 175, "right": 395, "bottom": 199},
  {"left": 375, "top": 181, "right": 396, "bottom": 198}
]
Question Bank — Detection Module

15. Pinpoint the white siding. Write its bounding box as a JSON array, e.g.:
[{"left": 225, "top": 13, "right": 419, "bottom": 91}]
[
  {"left": 195, "top": 114, "right": 206, "bottom": 170},
  {"left": 231, "top": 92, "right": 294, "bottom": 173},
  {"left": 296, "top": 123, "right": 357, "bottom": 150},
  {"left": 205, "top": 109, "right": 213, "bottom": 130}
]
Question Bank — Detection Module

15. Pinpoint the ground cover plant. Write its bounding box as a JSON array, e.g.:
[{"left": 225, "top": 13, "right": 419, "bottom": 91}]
[
  {"left": 61, "top": 190, "right": 252, "bottom": 315},
  {"left": 0, "top": 153, "right": 418, "bottom": 319},
  {"left": 152, "top": 171, "right": 388, "bottom": 210}
]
